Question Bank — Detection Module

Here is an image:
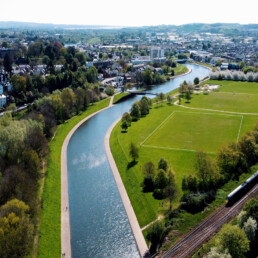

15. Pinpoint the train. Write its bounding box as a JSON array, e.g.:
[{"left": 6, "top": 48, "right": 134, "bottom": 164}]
[{"left": 225, "top": 171, "right": 258, "bottom": 206}]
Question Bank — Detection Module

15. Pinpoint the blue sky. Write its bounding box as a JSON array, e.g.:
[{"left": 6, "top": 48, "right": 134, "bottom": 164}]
[{"left": 3, "top": 0, "right": 258, "bottom": 26}]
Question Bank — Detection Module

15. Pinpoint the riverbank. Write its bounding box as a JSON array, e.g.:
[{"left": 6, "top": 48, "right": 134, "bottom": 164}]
[
  {"left": 105, "top": 118, "right": 148, "bottom": 257},
  {"left": 61, "top": 96, "right": 114, "bottom": 258}
]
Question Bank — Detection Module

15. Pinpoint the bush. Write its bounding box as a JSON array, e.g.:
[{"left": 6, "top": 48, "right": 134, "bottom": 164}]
[
  {"left": 181, "top": 191, "right": 216, "bottom": 213},
  {"left": 153, "top": 189, "right": 164, "bottom": 200}
]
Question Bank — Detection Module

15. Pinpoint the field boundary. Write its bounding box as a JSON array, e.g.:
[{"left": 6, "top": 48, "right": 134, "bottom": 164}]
[
  {"left": 237, "top": 115, "right": 244, "bottom": 142},
  {"left": 141, "top": 144, "right": 216, "bottom": 155},
  {"left": 140, "top": 110, "right": 243, "bottom": 154},
  {"left": 216, "top": 91, "right": 258, "bottom": 96},
  {"left": 140, "top": 111, "right": 176, "bottom": 146}
]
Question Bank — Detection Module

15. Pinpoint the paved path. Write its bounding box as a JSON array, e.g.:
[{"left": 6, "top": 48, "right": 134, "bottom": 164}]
[
  {"left": 61, "top": 96, "right": 114, "bottom": 258},
  {"left": 141, "top": 215, "right": 163, "bottom": 231},
  {"left": 104, "top": 118, "right": 148, "bottom": 257}
]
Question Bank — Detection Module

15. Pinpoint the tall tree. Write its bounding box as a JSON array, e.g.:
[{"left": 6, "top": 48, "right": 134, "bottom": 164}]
[
  {"left": 129, "top": 142, "right": 139, "bottom": 162},
  {"left": 3, "top": 54, "right": 12, "bottom": 75}
]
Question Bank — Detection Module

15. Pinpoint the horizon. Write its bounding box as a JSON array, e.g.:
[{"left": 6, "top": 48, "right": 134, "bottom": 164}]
[{"left": 2, "top": 0, "right": 258, "bottom": 27}]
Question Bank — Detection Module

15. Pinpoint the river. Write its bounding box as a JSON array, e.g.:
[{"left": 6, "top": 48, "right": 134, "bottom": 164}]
[{"left": 67, "top": 64, "right": 210, "bottom": 257}]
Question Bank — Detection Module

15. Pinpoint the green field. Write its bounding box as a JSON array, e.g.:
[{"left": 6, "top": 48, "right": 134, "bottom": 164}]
[
  {"left": 37, "top": 98, "right": 110, "bottom": 258},
  {"left": 110, "top": 102, "right": 258, "bottom": 227},
  {"left": 143, "top": 111, "right": 243, "bottom": 153},
  {"left": 186, "top": 92, "right": 258, "bottom": 113},
  {"left": 202, "top": 80, "right": 258, "bottom": 94}
]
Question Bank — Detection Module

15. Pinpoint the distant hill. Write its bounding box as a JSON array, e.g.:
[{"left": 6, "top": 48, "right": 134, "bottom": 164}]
[
  {"left": 0, "top": 21, "right": 122, "bottom": 30},
  {"left": 0, "top": 21, "right": 258, "bottom": 34}
]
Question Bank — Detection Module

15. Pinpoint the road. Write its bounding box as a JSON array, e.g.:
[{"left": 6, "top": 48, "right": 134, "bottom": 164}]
[{"left": 160, "top": 183, "right": 258, "bottom": 258}]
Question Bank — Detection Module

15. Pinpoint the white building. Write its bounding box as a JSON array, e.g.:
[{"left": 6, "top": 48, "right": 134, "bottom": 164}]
[
  {"left": 0, "top": 94, "right": 6, "bottom": 108},
  {"left": 150, "top": 47, "right": 165, "bottom": 60}
]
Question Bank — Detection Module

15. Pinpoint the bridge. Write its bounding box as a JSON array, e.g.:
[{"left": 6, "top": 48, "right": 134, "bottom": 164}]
[{"left": 128, "top": 91, "right": 158, "bottom": 96}]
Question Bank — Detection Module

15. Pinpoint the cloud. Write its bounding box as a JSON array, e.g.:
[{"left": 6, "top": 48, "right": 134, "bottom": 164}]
[{"left": 72, "top": 152, "right": 106, "bottom": 169}]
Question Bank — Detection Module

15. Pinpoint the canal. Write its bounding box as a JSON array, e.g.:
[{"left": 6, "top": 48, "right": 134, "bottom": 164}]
[{"left": 67, "top": 64, "right": 210, "bottom": 257}]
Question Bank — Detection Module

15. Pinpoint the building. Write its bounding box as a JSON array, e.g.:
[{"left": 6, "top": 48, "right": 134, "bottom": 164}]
[
  {"left": 0, "top": 94, "right": 6, "bottom": 108},
  {"left": 0, "top": 84, "right": 3, "bottom": 94},
  {"left": 150, "top": 47, "right": 165, "bottom": 59}
]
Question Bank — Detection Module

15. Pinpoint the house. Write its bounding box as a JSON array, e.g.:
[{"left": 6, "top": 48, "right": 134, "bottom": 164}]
[
  {"left": 0, "top": 94, "right": 6, "bottom": 108},
  {"left": 0, "top": 84, "right": 3, "bottom": 94},
  {"left": 221, "top": 63, "right": 229, "bottom": 70}
]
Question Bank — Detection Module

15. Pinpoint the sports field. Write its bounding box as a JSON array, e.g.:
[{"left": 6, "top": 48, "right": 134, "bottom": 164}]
[{"left": 142, "top": 111, "right": 243, "bottom": 153}]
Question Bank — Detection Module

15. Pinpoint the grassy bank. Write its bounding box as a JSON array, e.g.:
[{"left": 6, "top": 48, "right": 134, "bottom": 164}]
[
  {"left": 37, "top": 98, "right": 110, "bottom": 258},
  {"left": 173, "top": 63, "right": 188, "bottom": 76},
  {"left": 113, "top": 92, "right": 129, "bottom": 104}
]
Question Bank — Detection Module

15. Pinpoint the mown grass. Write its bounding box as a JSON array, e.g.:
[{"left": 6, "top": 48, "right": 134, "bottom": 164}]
[
  {"left": 144, "top": 111, "right": 242, "bottom": 153},
  {"left": 173, "top": 63, "right": 188, "bottom": 76},
  {"left": 201, "top": 80, "right": 258, "bottom": 94},
  {"left": 186, "top": 92, "right": 258, "bottom": 113},
  {"left": 110, "top": 103, "right": 258, "bottom": 228},
  {"left": 37, "top": 98, "right": 110, "bottom": 258},
  {"left": 113, "top": 92, "right": 129, "bottom": 103}
]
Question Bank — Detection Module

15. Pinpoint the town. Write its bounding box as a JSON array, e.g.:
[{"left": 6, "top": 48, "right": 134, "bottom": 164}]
[{"left": 1, "top": 24, "right": 258, "bottom": 112}]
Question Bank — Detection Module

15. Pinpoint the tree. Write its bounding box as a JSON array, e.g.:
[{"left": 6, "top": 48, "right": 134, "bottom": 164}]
[
  {"left": 122, "top": 112, "right": 132, "bottom": 126},
  {"left": 195, "top": 151, "right": 219, "bottom": 185},
  {"left": 218, "top": 225, "right": 249, "bottom": 258},
  {"left": 194, "top": 77, "right": 200, "bottom": 85},
  {"left": 158, "top": 158, "right": 168, "bottom": 171},
  {"left": 167, "top": 95, "right": 173, "bottom": 104},
  {"left": 143, "top": 68, "right": 153, "bottom": 86},
  {"left": 238, "top": 131, "right": 258, "bottom": 166},
  {"left": 217, "top": 142, "right": 247, "bottom": 180},
  {"left": 139, "top": 98, "right": 149, "bottom": 116},
  {"left": 243, "top": 217, "right": 257, "bottom": 242},
  {"left": 243, "top": 198, "right": 258, "bottom": 222},
  {"left": 3, "top": 54, "right": 12, "bottom": 75},
  {"left": 129, "top": 142, "right": 139, "bottom": 162},
  {"left": 155, "top": 169, "right": 168, "bottom": 189},
  {"left": 164, "top": 170, "right": 178, "bottom": 210},
  {"left": 86, "top": 66, "right": 98, "bottom": 83},
  {"left": 185, "top": 91, "right": 191, "bottom": 102},
  {"left": 0, "top": 199, "right": 34, "bottom": 258},
  {"left": 237, "top": 211, "right": 248, "bottom": 228},
  {"left": 105, "top": 86, "right": 114, "bottom": 96},
  {"left": 121, "top": 121, "right": 128, "bottom": 132},
  {"left": 11, "top": 75, "right": 26, "bottom": 94},
  {"left": 207, "top": 247, "right": 232, "bottom": 258},
  {"left": 158, "top": 92, "right": 165, "bottom": 103},
  {"left": 146, "top": 221, "right": 164, "bottom": 253},
  {"left": 130, "top": 101, "right": 141, "bottom": 120},
  {"left": 142, "top": 161, "right": 155, "bottom": 176}
]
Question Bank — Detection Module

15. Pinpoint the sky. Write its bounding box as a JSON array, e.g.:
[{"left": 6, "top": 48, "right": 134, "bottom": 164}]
[{"left": 2, "top": 0, "right": 258, "bottom": 27}]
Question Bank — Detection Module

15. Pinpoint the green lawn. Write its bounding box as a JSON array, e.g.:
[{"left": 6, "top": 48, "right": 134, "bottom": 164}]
[
  {"left": 37, "top": 98, "right": 110, "bottom": 258},
  {"left": 113, "top": 92, "right": 129, "bottom": 103},
  {"left": 110, "top": 103, "right": 258, "bottom": 227},
  {"left": 201, "top": 80, "right": 258, "bottom": 94},
  {"left": 186, "top": 92, "right": 258, "bottom": 113},
  {"left": 173, "top": 63, "right": 188, "bottom": 76},
  {"left": 143, "top": 111, "right": 242, "bottom": 153}
]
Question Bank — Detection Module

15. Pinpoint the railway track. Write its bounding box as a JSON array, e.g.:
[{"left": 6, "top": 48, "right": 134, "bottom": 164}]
[{"left": 161, "top": 184, "right": 258, "bottom": 258}]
